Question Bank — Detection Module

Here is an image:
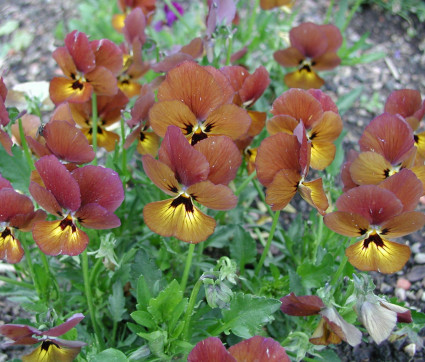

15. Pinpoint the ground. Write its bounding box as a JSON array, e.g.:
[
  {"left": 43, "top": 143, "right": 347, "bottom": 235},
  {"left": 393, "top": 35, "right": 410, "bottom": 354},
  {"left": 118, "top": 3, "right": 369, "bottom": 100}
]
[{"left": 0, "top": 0, "right": 424, "bottom": 361}]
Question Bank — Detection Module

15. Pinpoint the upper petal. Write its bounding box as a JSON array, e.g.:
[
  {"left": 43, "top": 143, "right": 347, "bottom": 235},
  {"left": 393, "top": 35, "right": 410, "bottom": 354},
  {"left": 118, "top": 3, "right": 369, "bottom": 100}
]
[
  {"left": 228, "top": 336, "right": 290, "bottom": 362},
  {"left": 188, "top": 337, "right": 235, "bottom": 362}
]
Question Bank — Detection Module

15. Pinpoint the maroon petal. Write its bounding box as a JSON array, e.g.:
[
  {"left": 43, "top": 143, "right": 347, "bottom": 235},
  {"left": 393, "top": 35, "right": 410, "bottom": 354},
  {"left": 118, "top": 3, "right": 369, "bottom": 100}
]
[
  {"left": 127, "top": 89, "right": 155, "bottom": 127},
  {"left": 76, "top": 203, "right": 121, "bottom": 229},
  {"left": 188, "top": 337, "right": 236, "bottom": 362},
  {"left": 91, "top": 39, "right": 123, "bottom": 75},
  {"left": 34, "top": 155, "right": 81, "bottom": 212},
  {"left": 71, "top": 165, "right": 124, "bottom": 212},
  {"left": 0, "top": 189, "right": 34, "bottom": 222},
  {"left": 0, "top": 324, "right": 40, "bottom": 346},
  {"left": 0, "top": 129, "right": 13, "bottom": 156},
  {"left": 50, "top": 337, "right": 87, "bottom": 348},
  {"left": 44, "top": 313, "right": 85, "bottom": 337},
  {"left": 85, "top": 66, "right": 118, "bottom": 96},
  {"left": 385, "top": 89, "right": 423, "bottom": 119},
  {"left": 123, "top": 8, "right": 146, "bottom": 46},
  {"left": 307, "top": 89, "right": 339, "bottom": 113},
  {"left": 239, "top": 66, "right": 270, "bottom": 106},
  {"left": 29, "top": 182, "right": 63, "bottom": 216},
  {"left": 280, "top": 292, "right": 324, "bottom": 316},
  {"left": 0, "top": 174, "right": 12, "bottom": 190},
  {"left": 274, "top": 47, "right": 305, "bottom": 67},
  {"left": 64, "top": 31, "right": 96, "bottom": 74},
  {"left": 290, "top": 22, "right": 328, "bottom": 58}
]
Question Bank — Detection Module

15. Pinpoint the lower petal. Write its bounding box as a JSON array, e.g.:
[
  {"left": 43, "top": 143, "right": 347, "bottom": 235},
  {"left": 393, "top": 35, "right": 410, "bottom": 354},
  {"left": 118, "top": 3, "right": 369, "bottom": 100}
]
[
  {"left": 22, "top": 340, "right": 81, "bottom": 362},
  {"left": 0, "top": 231, "right": 24, "bottom": 264},
  {"left": 310, "top": 141, "right": 336, "bottom": 170},
  {"left": 265, "top": 169, "right": 301, "bottom": 211},
  {"left": 284, "top": 69, "right": 325, "bottom": 90},
  {"left": 299, "top": 178, "right": 329, "bottom": 215}
]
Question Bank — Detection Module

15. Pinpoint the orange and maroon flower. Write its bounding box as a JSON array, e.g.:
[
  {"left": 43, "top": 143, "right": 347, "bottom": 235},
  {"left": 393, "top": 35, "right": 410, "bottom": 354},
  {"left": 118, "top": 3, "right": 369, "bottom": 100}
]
[
  {"left": 0, "top": 313, "right": 86, "bottom": 361},
  {"left": 256, "top": 124, "right": 329, "bottom": 214},
  {"left": 324, "top": 170, "right": 425, "bottom": 273},
  {"left": 69, "top": 90, "right": 129, "bottom": 151},
  {"left": 0, "top": 175, "right": 46, "bottom": 264},
  {"left": 30, "top": 155, "right": 124, "bottom": 256},
  {"left": 274, "top": 22, "right": 342, "bottom": 89},
  {"left": 280, "top": 293, "right": 362, "bottom": 347},
  {"left": 267, "top": 88, "right": 342, "bottom": 170},
  {"left": 142, "top": 126, "right": 239, "bottom": 243},
  {"left": 0, "top": 77, "right": 13, "bottom": 155},
  {"left": 49, "top": 31, "right": 122, "bottom": 105},
  {"left": 149, "top": 61, "right": 251, "bottom": 145},
  {"left": 188, "top": 335, "right": 290, "bottom": 362}
]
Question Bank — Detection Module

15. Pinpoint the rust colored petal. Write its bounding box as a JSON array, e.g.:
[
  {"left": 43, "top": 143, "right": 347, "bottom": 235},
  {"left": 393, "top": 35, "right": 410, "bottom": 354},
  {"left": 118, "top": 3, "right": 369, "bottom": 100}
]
[
  {"left": 310, "top": 141, "right": 336, "bottom": 170},
  {"left": 34, "top": 155, "right": 81, "bottom": 212},
  {"left": 335, "top": 185, "right": 402, "bottom": 225},
  {"left": 228, "top": 335, "right": 290, "bottom": 362},
  {"left": 0, "top": 229, "right": 24, "bottom": 264},
  {"left": 309, "top": 318, "right": 342, "bottom": 346},
  {"left": 33, "top": 219, "right": 89, "bottom": 256},
  {"left": 10, "top": 209, "right": 47, "bottom": 232},
  {"left": 75, "top": 203, "right": 121, "bottom": 229},
  {"left": 149, "top": 100, "right": 198, "bottom": 138},
  {"left": 142, "top": 155, "right": 180, "bottom": 196},
  {"left": 220, "top": 65, "right": 248, "bottom": 93},
  {"left": 345, "top": 235, "right": 411, "bottom": 274},
  {"left": 85, "top": 66, "right": 118, "bottom": 96},
  {"left": 290, "top": 22, "right": 328, "bottom": 58},
  {"left": 313, "top": 52, "right": 341, "bottom": 70},
  {"left": 64, "top": 31, "right": 96, "bottom": 73},
  {"left": 71, "top": 165, "right": 124, "bottom": 212},
  {"left": 320, "top": 24, "right": 343, "bottom": 52},
  {"left": 181, "top": 37, "right": 204, "bottom": 58},
  {"left": 384, "top": 89, "right": 424, "bottom": 120},
  {"left": 349, "top": 151, "right": 393, "bottom": 185},
  {"left": 49, "top": 77, "right": 93, "bottom": 105},
  {"left": 187, "top": 181, "right": 238, "bottom": 210},
  {"left": 307, "top": 89, "right": 339, "bottom": 113},
  {"left": 52, "top": 47, "right": 77, "bottom": 79},
  {"left": 284, "top": 69, "right": 325, "bottom": 90},
  {"left": 265, "top": 169, "right": 301, "bottom": 211},
  {"left": 246, "top": 110, "right": 266, "bottom": 137},
  {"left": 158, "top": 61, "right": 227, "bottom": 120},
  {"left": 379, "top": 169, "right": 422, "bottom": 211},
  {"left": 359, "top": 113, "right": 414, "bottom": 165},
  {"left": 280, "top": 292, "right": 324, "bottom": 316},
  {"left": 143, "top": 198, "right": 216, "bottom": 243},
  {"left": 0, "top": 129, "right": 12, "bottom": 156},
  {"left": 380, "top": 211, "right": 425, "bottom": 238},
  {"left": 151, "top": 53, "right": 194, "bottom": 74},
  {"left": 91, "top": 39, "right": 123, "bottom": 75},
  {"left": 266, "top": 115, "right": 298, "bottom": 136},
  {"left": 204, "top": 66, "right": 235, "bottom": 105},
  {"left": 299, "top": 178, "right": 329, "bottom": 215},
  {"left": 239, "top": 66, "right": 270, "bottom": 106},
  {"left": 128, "top": 90, "right": 155, "bottom": 127},
  {"left": 256, "top": 133, "right": 301, "bottom": 187},
  {"left": 188, "top": 337, "right": 235, "bottom": 362},
  {"left": 273, "top": 47, "right": 305, "bottom": 67},
  {"left": 203, "top": 104, "right": 251, "bottom": 140},
  {"left": 324, "top": 211, "right": 370, "bottom": 237},
  {"left": 271, "top": 88, "right": 323, "bottom": 127},
  {"left": 123, "top": 8, "right": 146, "bottom": 46},
  {"left": 194, "top": 136, "right": 242, "bottom": 185},
  {"left": 29, "top": 182, "right": 63, "bottom": 216}
]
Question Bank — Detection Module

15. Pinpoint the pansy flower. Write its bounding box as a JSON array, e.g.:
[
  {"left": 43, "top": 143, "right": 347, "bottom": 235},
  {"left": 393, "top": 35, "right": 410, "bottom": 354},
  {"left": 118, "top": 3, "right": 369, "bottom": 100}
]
[
  {"left": 256, "top": 123, "right": 329, "bottom": 214},
  {"left": 0, "top": 77, "right": 13, "bottom": 155},
  {"left": 324, "top": 170, "right": 425, "bottom": 273},
  {"left": 29, "top": 155, "right": 124, "bottom": 256},
  {"left": 384, "top": 89, "right": 425, "bottom": 159},
  {"left": 280, "top": 293, "right": 362, "bottom": 347},
  {"left": 274, "top": 22, "right": 342, "bottom": 89},
  {"left": 112, "top": 0, "right": 156, "bottom": 33},
  {"left": 124, "top": 87, "right": 160, "bottom": 156},
  {"left": 142, "top": 126, "right": 239, "bottom": 243},
  {"left": 0, "top": 175, "right": 46, "bottom": 264},
  {"left": 188, "top": 335, "right": 290, "bottom": 361},
  {"left": 0, "top": 313, "right": 86, "bottom": 361},
  {"left": 69, "top": 90, "right": 129, "bottom": 151},
  {"left": 267, "top": 88, "right": 342, "bottom": 170},
  {"left": 49, "top": 31, "right": 122, "bottom": 104},
  {"left": 149, "top": 61, "right": 251, "bottom": 145}
]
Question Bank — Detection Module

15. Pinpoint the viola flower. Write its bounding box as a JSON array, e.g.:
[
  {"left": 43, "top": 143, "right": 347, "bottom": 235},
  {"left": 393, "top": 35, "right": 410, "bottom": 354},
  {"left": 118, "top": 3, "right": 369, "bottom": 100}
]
[
  {"left": 49, "top": 31, "right": 122, "bottom": 105},
  {"left": 256, "top": 123, "right": 329, "bottom": 214},
  {"left": 142, "top": 126, "right": 239, "bottom": 243},
  {"left": 112, "top": 0, "right": 156, "bottom": 33},
  {"left": 274, "top": 22, "right": 342, "bottom": 89},
  {"left": 29, "top": 155, "right": 124, "bottom": 256},
  {"left": 0, "top": 313, "right": 86, "bottom": 361},
  {"left": 154, "top": 2, "right": 184, "bottom": 31},
  {"left": 280, "top": 293, "right": 362, "bottom": 347},
  {"left": 260, "top": 0, "right": 296, "bottom": 10},
  {"left": 0, "top": 77, "right": 13, "bottom": 155},
  {"left": 267, "top": 88, "right": 342, "bottom": 170},
  {"left": 324, "top": 169, "right": 425, "bottom": 273},
  {"left": 188, "top": 335, "right": 290, "bottom": 361},
  {"left": 384, "top": 89, "right": 425, "bottom": 159},
  {"left": 349, "top": 113, "right": 425, "bottom": 189},
  {"left": 149, "top": 61, "right": 251, "bottom": 145},
  {"left": 69, "top": 90, "right": 129, "bottom": 151},
  {"left": 0, "top": 175, "right": 46, "bottom": 264},
  {"left": 124, "top": 87, "right": 160, "bottom": 156}
]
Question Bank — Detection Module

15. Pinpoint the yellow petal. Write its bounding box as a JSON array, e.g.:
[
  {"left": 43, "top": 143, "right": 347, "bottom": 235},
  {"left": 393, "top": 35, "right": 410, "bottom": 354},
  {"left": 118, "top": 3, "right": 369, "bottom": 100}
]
[{"left": 22, "top": 340, "right": 81, "bottom": 362}]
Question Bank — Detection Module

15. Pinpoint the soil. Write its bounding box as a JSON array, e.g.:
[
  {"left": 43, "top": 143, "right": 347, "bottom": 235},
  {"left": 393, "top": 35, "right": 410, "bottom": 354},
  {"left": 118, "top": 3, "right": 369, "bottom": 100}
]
[{"left": 0, "top": 0, "right": 425, "bottom": 361}]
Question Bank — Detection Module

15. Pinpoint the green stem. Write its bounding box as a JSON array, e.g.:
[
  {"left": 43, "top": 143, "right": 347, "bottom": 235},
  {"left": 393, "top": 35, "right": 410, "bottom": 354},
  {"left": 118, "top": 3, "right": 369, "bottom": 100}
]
[
  {"left": 81, "top": 249, "right": 104, "bottom": 349},
  {"left": 181, "top": 243, "right": 196, "bottom": 292},
  {"left": 330, "top": 255, "right": 348, "bottom": 286},
  {"left": 194, "top": 242, "right": 205, "bottom": 280},
  {"left": 120, "top": 117, "right": 127, "bottom": 177},
  {"left": 235, "top": 170, "right": 257, "bottom": 196},
  {"left": 225, "top": 32, "right": 233, "bottom": 66},
  {"left": 182, "top": 279, "right": 203, "bottom": 341},
  {"left": 253, "top": 178, "right": 274, "bottom": 217},
  {"left": 111, "top": 321, "right": 118, "bottom": 345},
  {"left": 89, "top": 257, "right": 104, "bottom": 286},
  {"left": 311, "top": 215, "right": 324, "bottom": 263},
  {"left": 18, "top": 118, "right": 35, "bottom": 171},
  {"left": 0, "top": 275, "right": 34, "bottom": 289},
  {"left": 163, "top": 0, "right": 191, "bottom": 30},
  {"left": 20, "top": 233, "right": 42, "bottom": 299},
  {"left": 342, "top": 0, "right": 364, "bottom": 32},
  {"left": 254, "top": 210, "right": 280, "bottom": 276},
  {"left": 91, "top": 94, "right": 98, "bottom": 166},
  {"left": 324, "top": 0, "right": 335, "bottom": 24}
]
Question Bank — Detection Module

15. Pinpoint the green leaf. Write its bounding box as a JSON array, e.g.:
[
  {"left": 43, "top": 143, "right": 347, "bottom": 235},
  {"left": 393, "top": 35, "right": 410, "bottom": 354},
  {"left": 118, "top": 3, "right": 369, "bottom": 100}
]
[
  {"left": 147, "top": 280, "right": 183, "bottom": 324},
  {"left": 316, "top": 348, "right": 341, "bottom": 361},
  {"left": 0, "top": 20, "right": 19, "bottom": 36},
  {"left": 137, "top": 330, "right": 167, "bottom": 358},
  {"left": 221, "top": 293, "right": 281, "bottom": 338},
  {"left": 297, "top": 254, "right": 333, "bottom": 289},
  {"left": 229, "top": 225, "right": 256, "bottom": 271},
  {"left": 136, "top": 275, "right": 152, "bottom": 311},
  {"left": 336, "top": 86, "right": 363, "bottom": 115},
  {"left": 108, "top": 281, "right": 126, "bottom": 322},
  {"left": 91, "top": 348, "right": 128, "bottom": 362},
  {"left": 412, "top": 309, "right": 425, "bottom": 325},
  {"left": 131, "top": 311, "right": 156, "bottom": 329},
  {"left": 334, "top": 0, "right": 348, "bottom": 29},
  {"left": 0, "top": 145, "right": 31, "bottom": 192}
]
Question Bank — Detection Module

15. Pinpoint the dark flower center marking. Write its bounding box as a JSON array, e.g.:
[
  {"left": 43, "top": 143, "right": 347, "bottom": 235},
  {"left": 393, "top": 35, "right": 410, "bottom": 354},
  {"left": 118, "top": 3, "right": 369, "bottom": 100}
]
[
  {"left": 1, "top": 227, "right": 12, "bottom": 238},
  {"left": 71, "top": 80, "right": 84, "bottom": 91},
  {"left": 140, "top": 132, "right": 146, "bottom": 142},
  {"left": 363, "top": 233, "right": 384, "bottom": 249},
  {"left": 59, "top": 217, "right": 77, "bottom": 233},
  {"left": 170, "top": 195, "right": 194, "bottom": 213},
  {"left": 41, "top": 340, "right": 60, "bottom": 351},
  {"left": 414, "top": 134, "right": 419, "bottom": 144},
  {"left": 183, "top": 123, "right": 193, "bottom": 135},
  {"left": 191, "top": 131, "right": 208, "bottom": 145}
]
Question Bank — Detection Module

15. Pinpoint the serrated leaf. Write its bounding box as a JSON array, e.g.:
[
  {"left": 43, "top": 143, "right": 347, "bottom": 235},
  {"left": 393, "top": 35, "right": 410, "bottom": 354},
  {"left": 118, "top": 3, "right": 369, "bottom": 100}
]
[
  {"left": 91, "top": 348, "right": 128, "bottom": 362},
  {"left": 147, "top": 280, "right": 183, "bottom": 324},
  {"left": 229, "top": 225, "right": 256, "bottom": 271},
  {"left": 108, "top": 281, "right": 126, "bottom": 322},
  {"left": 297, "top": 254, "right": 333, "bottom": 289},
  {"left": 221, "top": 293, "right": 281, "bottom": 338}
]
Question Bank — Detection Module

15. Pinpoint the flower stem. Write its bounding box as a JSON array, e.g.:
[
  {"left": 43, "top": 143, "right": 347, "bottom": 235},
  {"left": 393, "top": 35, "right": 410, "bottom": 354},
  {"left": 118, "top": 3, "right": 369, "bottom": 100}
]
[
  {"left": 81, "top": 249, "right": 104, "bottom": 349},
  {"left": 182, "top": 278, "right": 202, "bottom": 341},
  {"left": 330, "top": 255, "right": 348, "bottom": 286},
  {"left": 324, "top": 0, "right": 335, "bottom": 24},
  {"left": 181, "top": 243, "right": 196, "bottom": 292},
  {"left": 342, "top": 0, "right": 364, "bottom": 32},
  {"left": 254, "top": 210, "right": 280, "bottom": 276},
  {"left": 235, "top": 170, "right": 257, "bottom": 196},
  {"left": 0, "top": 275, "right": 34, "bottom": 289},
  {"left": 120, "top": 117, "right": 127, "bottom": 177},
  {"left": 91, "top": 93, "right": 98, "bottom": 166},
  {"left": 225, "top": 31, "right": 233, "bottom": 66},
  {"left": 20, "top": 233, "right": 42, "bottom": 298},
  {"left": 18, "top": 118, "right": 35, "bottom": 171}
]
